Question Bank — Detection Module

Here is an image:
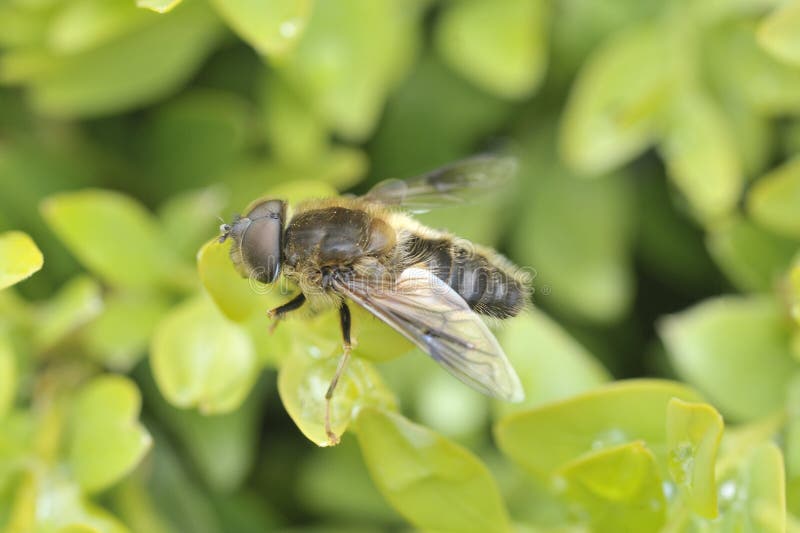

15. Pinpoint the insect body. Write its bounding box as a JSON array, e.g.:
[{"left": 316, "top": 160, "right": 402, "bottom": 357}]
[{"left": 220, "top": 155, "right": 528, "bottom": 444}]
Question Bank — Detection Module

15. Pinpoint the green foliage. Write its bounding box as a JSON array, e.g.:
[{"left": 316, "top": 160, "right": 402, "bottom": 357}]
[
  {"left": 660, "top": 296, "right": 798, "bottom": 421},
  {"left": 41, "top": 189, "right": 190, "bottom": 289},
  {"left": 435, "top": 0, "right": 548, "bottom": 100},
  {"left": 0, "top": 231, "right": 42, "bottom": 290},
  {"left": 69, "top": 376, "right": 152, "bottom": 493},
  {"left": 2, "top": 0, "right": 800, "bottom": 531},
  {"left": 355, "top": 407, "right": 511, "bottom": 533},
  {"left": 152, "top": 296, "right": 258, "bottom": 414}
]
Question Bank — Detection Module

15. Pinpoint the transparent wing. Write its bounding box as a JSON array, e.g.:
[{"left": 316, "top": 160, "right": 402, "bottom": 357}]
[
  {"left": 361, "top": 154, "right": 517, "bottom": 212},
  {"left": 334, "top": 267, "right": 524, "bottom": 402}
]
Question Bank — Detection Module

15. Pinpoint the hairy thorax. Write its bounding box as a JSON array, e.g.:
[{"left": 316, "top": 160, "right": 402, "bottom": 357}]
[{"left": 281, "top": 201, "right": 398, "bottom": 308}]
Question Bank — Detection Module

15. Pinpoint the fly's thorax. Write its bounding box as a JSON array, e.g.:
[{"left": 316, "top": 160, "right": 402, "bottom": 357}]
[{"left": 283, "top": 206, "right": 397, "bottom": 271}]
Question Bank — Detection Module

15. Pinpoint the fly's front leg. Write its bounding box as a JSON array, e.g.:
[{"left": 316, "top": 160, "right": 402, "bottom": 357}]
[
  {"left": 266, "top": 293, "right": 306, "bottom": 334},
  {"left": 325, "top": 303, "right": 352, "bottom": 446}
]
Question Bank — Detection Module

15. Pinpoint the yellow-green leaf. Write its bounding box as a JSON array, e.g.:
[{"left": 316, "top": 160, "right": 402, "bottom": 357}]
[
  {"left": 25, "top": 0, "right": 221, "bottom": 118},
  {"left": 659, "top": 295, "right": 799, "bottom": 421},
  {"left": 494, "top": 309, "right": 610, "bottom": 417},
  {"left": 82, "top": 291, "right": 170, "bottom": 371},
  {"left": 558, "top": 441, "right": 666, "bottom": 532},
  {"left": 436, "top": 0, "right": 547, "bottom": 99},
  {"left": 49, "top": 0, "right": 153, "bottom": 54},
  {"left": 0, "top": 231, "right": 43, "bottom": 290},
  {"left": 261, "top": 74, "right": 327, "bottom": 165},
  {"left": 197, "top": 237, "right": 277, "bottom": 323},
  {"left": 666, "top": 398, "right": 724, "bottom": 518},
  {"left": 278, "top": 350, "right": 396, "bottom": 446},
  {"left": 151, "top": 296, "right": 259, "bottom": 414},
  {"left": 758, "top": 0, "right": 800, "bottom": 66},
  {"left": 0, "top": 335, "right": 16, "bottom": 418},
  {"left": 277, "top": 0, "right": 426, "bottom": 140},
  {"left": 69, "top": 376, "right": 152, "bottom": 493},
  {"left": 560, "top": 23, "right": 670, "bottom": 175},
  {"left": 210, "top": 0, "right": 311, "bottom": 57},
  {"left": 710, "top": 443, "right": 787, "bottom": 532},
  {"left": 791, "top": 262, "right": 800, "bottom": 325},
  {"left": 355, "top": 407, "right": 512, "bottom": 533},
  {"left": 707, "top": 20, "right": 800, "bottom": 116},
  {"left": 34, "top": 276, "right": 103, "bottom": 352},
  {"left": 41, "top": 189, "right": 187, "bottom": 289},
  {"left": 495, "top": 379, "right": 702, "bottom": 478},
  {"left": 349, "top": 304, "right": 413, "bottom": 363},
  {"left": 706, "top": 215, "right": 799, "bottom": 292},
  {"left": 659, "top": 86, "right": 743, "bottom": 223},
  {"left": 512, "top": 133, "right": 636, "bottom": 322},
  {"left": 137, "top": 0, "right": 183, "bottom": 13},
  {"left": 748, "top": 156, "right": 800, "bottom": 238}
]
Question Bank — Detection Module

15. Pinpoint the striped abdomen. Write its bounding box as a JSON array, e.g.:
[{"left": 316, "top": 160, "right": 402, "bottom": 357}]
[{"left": 403, "top": 235, "right": 528, "bottom": 318}]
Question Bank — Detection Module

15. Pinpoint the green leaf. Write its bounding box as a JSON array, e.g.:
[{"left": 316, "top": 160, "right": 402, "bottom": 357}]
[
  {"left": 151, "top": 296, "right": 259, "bottom": 414},
  {"left": 349, "top": 304, "right": 413, "bottom": 363},
  {"left": 82, "top": 291, "right": 170, "bottom": 371},
  {"left": 137, "top": 0, "right": 183, "bottom": 14},
  {"left": 355, "top": 407, "right": 511, "bottom": 533},
  {"left": 783, "top": 377, "right": 800, "bottom": 478},
  {"left": 296, "top": 438, "right": 397, "bottom": 522},
  {"left": 436, "top": 0, "right": 547, "bottom": 99},
  {"left": 558, "top": 441, "right": 666, "bottom": 532},
  {"left": 141, "top": 368, "right": 267, "bottom": 492},
  {"left": 718, "top": 94, "right": 774, "bottom": 180},
  {"left": 494, "top": 309, "right": 610, "bottom": 417},
  {"left": 277, "top": 0, "right": 426, "bottom": 140},
  {"left": 706, "top": 215, "right": 799, "bottom": 292},
  {"left": 48, "top": 0, "right": 153, "bottom": 54},
  {"left": 513, "top": 134, "right": 636, "bottom": 322},
  {"left": 659, "top": 295, "right": 799, "bottom": 421},
  {"left": 368, "top": 54, "right": 513, "bottom": 190},
  {"left": 0, "top": 230, "right": 43, "bottom": 290},
  {"left": 34, "top": 276, "right": 103, "bottom": 352},
  {"left": 22, "top": 1, "right": 222, "bottom": 118},
  {"left": 209, "top": 0, "right": 311, "bottom": 57},
  {"left": 41, "top": 189, "right": 186, "bottom": 289},
  {"left": 560, "top": 23, "right": 670, "bottom": 175},
  {"left": 495, "top": 379, "right": 702, "bottom": 478},
  {"left": 69, "top": 375, "right": 152, "bottom": 493},
  {"left": 658, "top": 86, "right": 743, "bottom": 223},
  {"left": 791, "top": 263, "right": 800, "bottom": 325},
  {"left": 758, "top": 0, "right": 800, "bottom": 66},
  {"left": 261, "top": 74, "right": 327, "bottom": 165},
  {"left": 6, "top": 471, "right": 130, "bottom": 533},
  {"left": 277, "top": 350, "right": 396, "bottom": 446},
  {"left": 710, "top": 443, "right": 787, "bottom": 532},
  {"left": 748, "top": 156, "right": 800, "bottom": 238},
  {"left": 666, "top": 398, "right": 724, "bottom": 518},
  {"left": 707, "top": 20, "right": 800, "bottom": 116},
  {"left": 138, "top": 90, "right": 250, "bottom": 198},
  {"left": 0, "top": 335, "right": 16, "bottom": 418},
  {"left": 197, "top": 237, "right": 275, "bottom": 323},
  {"left": 158, "top": 186, "right": 229, "bottom": 263},
  {"left": 0, "top": 4, "right": 49, "bottom": 49}
]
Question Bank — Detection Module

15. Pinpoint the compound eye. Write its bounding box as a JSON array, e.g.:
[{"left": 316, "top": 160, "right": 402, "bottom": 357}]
[{"left": 240, "top": 200, "right": 285, "bottom": 283}]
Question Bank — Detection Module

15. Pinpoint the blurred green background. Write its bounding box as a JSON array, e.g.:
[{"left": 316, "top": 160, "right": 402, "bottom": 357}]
[{"left": 1, "top": 0, "right": 800, "bottom": 531}]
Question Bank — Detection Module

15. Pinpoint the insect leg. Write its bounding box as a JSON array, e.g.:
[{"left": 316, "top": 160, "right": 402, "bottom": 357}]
[
  {"left": 325, "top": 303, "right": 352, "bottom": 445},
  {"left": 266, "top": 293, "right": 306, "bottom": 333}
]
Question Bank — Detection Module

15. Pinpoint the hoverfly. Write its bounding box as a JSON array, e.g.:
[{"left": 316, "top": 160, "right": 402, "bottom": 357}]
[{"left": 219, "top": 155, "right": 528, "bottom": 444}]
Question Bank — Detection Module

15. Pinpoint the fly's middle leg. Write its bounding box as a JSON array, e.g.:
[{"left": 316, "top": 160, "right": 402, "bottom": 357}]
[{"left": 325, "top": 303, "right": 352, "bottom": 446}]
